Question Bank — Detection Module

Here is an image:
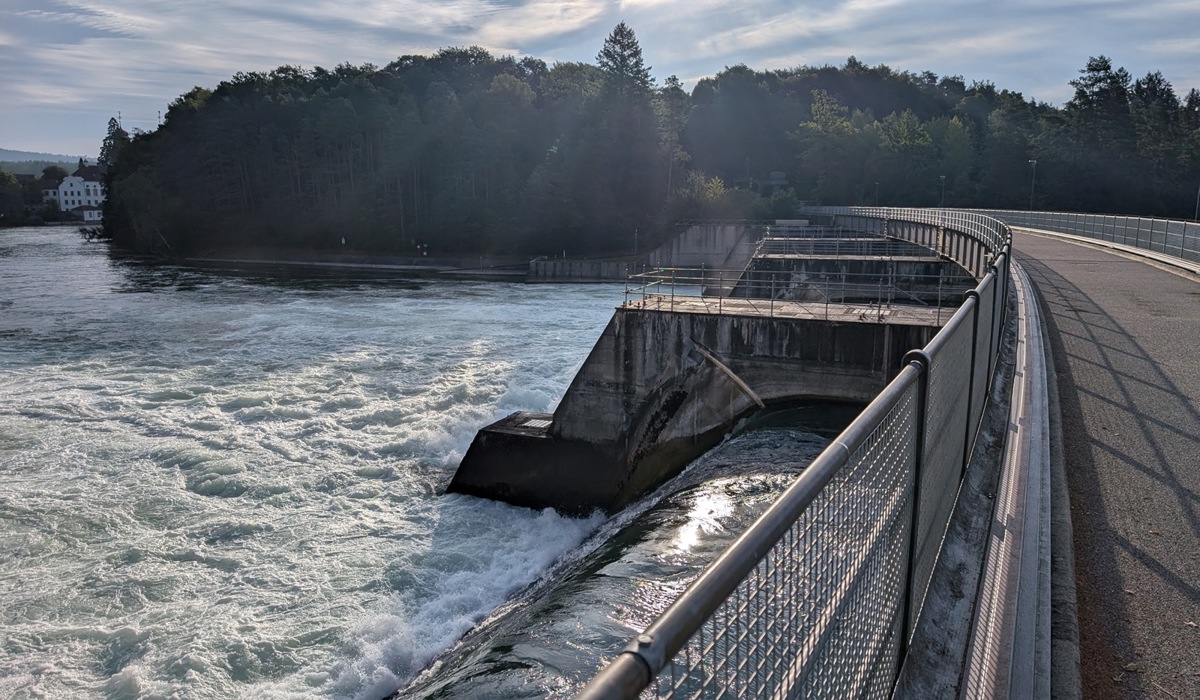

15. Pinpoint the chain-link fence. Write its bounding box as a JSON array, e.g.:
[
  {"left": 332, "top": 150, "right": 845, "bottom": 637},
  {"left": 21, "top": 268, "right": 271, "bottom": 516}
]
[{"left": 576, "top": 208, "right": 1011, "bottom": 700}]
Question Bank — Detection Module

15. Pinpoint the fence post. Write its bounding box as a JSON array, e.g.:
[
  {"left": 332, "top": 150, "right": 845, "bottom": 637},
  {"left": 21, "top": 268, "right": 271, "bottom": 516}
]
[
  {"left": 961, "top": 290, "right": 981, "bottom": 478},
  {"left": 899, "top": 350, "right": 931, "bottom": 666}
]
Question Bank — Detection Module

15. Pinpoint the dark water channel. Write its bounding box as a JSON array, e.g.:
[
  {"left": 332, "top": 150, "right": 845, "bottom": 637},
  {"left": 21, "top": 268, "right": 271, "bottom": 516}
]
[{"left": 400, "top": 404, "right": 862, "bottom": 699}]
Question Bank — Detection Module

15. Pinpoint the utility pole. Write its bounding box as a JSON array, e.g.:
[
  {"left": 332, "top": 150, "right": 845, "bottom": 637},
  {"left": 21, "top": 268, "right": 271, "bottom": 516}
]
[{"left": 1028, "top": 159, "right": 1037, "bottom": 211}]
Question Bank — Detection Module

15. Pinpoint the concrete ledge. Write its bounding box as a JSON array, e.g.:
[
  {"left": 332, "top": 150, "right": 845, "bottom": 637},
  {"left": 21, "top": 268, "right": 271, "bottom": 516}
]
[{"left": 959, "top": 261, "right": 1053, "bottom": 699}]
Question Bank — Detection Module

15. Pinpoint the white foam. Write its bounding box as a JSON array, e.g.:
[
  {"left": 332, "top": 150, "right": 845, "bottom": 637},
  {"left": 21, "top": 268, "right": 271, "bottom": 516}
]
[{"left": 1, "top": 232, "right": 625, "bottom": 700}]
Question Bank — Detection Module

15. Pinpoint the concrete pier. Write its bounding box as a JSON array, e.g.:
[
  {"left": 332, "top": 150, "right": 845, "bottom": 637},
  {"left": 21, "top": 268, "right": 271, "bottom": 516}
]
[{"left": 449, "top": 300, "right": 946, "bottom": 513}]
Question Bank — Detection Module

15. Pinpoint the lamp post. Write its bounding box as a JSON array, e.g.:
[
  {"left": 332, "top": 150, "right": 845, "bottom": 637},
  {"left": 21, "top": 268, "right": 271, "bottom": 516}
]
[
  {"left": 1194, "top": 183, "right": 1199, "bottom": 221},
  {"left": 1028, "top": 159, "right": 1037, "bottom": 211},
  {"left": 874, "top": 181, "right": 880, "bottom": 206},
  {"left": 939, "top": 175, "right": 946, "bottom": 207}
]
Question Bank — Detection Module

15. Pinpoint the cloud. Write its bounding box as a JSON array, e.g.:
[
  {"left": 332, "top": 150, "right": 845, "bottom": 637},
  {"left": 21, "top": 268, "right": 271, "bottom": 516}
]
[{"left": 2, "top": 0, "right": 1198, "bottom": 154}]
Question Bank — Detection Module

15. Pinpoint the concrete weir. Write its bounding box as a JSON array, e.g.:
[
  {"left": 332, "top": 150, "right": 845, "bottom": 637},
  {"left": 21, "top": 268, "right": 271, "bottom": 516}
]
[{"left": 449, "top": 299, "right": 947, "bottom": 514}]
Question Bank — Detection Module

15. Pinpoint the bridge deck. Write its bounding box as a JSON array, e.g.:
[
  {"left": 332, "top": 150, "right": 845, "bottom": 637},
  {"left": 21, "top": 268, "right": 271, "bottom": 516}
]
[
  {"left": 1015, "top": 232, "right": 1200, "bottom": 700},
  {"left": 622, "top": 295, "right": 953, "bottom": 327}
]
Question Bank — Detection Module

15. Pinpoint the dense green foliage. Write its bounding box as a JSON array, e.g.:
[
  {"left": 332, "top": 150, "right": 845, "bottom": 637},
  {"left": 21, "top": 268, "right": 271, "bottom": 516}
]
[{"left": 102, "top": 28, "right": 1200, "bottom": 255}]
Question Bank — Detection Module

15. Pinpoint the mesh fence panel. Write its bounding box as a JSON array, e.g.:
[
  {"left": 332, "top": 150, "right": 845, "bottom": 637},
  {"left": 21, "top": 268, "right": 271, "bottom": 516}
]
[
  {"left": 911, "top": 309, "right": 975, "bottom": 615},
  {"left": 969, "top": 277, "right": 995, "bottom": 437},
  {"left": 968, "top": 209, "right": 1200, "bottom": 263},
  {"left": 652, "top": 381, "right": 920, "bottom": 700},
  {"left": 579, "top": 208, "right": 1013, "bottom": 700}
]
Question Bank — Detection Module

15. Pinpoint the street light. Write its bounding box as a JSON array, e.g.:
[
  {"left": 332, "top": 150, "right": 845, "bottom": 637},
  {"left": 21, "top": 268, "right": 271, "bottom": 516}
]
[
  {"left": 939, "top": 175, "right": 946, "bottom": 207},
  {"left": 1194, "top": 183, "right": 1199, "bottom": 221},
  {"left": 874, "top": 181, "right": 880, "bottom": 206},
  {"left": 1028, "top": 159, "right": 1037, "bottom": 211}
]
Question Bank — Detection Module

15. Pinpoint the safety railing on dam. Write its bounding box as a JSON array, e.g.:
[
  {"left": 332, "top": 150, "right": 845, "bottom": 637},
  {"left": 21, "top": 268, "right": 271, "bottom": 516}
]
[
  {"left": 623, "top": 267, "right": 975, "bottom": 322},
  {"left": 976, "top": 209, "right": 1200, "bottom": 263},
  {"left": 576, "top": 208, "right": 1011, "bottom": 699}
]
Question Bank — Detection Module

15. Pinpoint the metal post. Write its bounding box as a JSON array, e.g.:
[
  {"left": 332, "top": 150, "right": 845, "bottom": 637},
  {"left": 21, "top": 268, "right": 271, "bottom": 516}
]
[
  {"left": 1027, "top": 160, "right": 1037, "bottom": 210},
  {"left": 877, "top": 280, "right": 883, "bottom": 322},
  {"left": 961, "top": 291, "right": 981, "bottom": 478},
  {"left": 936, "top": 270, "right": 944, "bottom": 325},
  {"left": 899, "top": 351, "right": 930, "bottom": 662}
]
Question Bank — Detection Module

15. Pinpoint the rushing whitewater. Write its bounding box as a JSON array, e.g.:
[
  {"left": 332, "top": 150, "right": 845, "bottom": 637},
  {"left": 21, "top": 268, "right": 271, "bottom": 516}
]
[
  {"left": 0, "top": 228, "right": 620, "bottom": 699},
  {"left": 1, "top": 228, "right": 852, "bottom": 700}
]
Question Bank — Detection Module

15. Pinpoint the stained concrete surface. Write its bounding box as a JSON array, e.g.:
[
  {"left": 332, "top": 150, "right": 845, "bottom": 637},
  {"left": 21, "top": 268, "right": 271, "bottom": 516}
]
[{"left": 1015, "top": 232, "right": 1200, "bottom": 699}]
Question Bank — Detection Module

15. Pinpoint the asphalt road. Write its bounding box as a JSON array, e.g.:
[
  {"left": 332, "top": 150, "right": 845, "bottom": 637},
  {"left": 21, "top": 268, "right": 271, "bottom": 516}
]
[{"left": 1015, "top": 232, "right": 1200, "bottom": 700}]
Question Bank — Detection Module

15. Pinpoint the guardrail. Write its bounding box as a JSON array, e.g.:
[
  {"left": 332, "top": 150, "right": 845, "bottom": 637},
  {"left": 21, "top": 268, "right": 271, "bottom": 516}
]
[
  {"left": 577, "top": 208, "right": 1012, "bottom": 699},
  {"left": 754, "top": 235, "right": 940, "bottom": 258},
  {"left": 622, "top": 267, "right": 975, "bottom": 321},
  {"left": 975, "top": 209, "right": 1200, "bottom": 263}
]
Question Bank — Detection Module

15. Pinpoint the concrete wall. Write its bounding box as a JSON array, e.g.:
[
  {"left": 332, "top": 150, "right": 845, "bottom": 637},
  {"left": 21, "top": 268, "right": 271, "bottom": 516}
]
[
  {"left": 526, "top": 222, "right": 763, "bottom": 282},
  {"left": 452, "top": 308, "right": 934, "bottom": 513},
  {"left": 646, "top": 223, "right": 758, "bottom": 269},
  {"left": 454, "top": 306, "right": 933, "bottom": 513},
  {"left": 527, "top": 259, "right": 644, "bottom": 282}
]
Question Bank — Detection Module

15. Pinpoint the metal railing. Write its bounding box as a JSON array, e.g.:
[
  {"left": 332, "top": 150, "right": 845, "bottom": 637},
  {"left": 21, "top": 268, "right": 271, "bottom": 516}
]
[
  {"left": 754, "top": 235, "right": 941, "bottom": 258},
  {"left": 577, "top": 208, "right": 1011, "bottom": 699},
  {"left": 971, "top": 209, "right": 1200, "bottom": 263},
  {"left": 622, "top": 267, "right": 975, "bottom": 322}
]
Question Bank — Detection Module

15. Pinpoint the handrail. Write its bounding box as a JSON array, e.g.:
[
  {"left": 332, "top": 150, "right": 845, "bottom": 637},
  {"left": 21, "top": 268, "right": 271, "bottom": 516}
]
[
  {"left": 621, "top": 267, "right": 975, "bottom": 318},
  {"left": 580, "top": 362, "right": 925, "bottom": 697},
  {"left": 576, "top": 207, "right": 1012, "bottom": 700},
  {"left": 967, "top": 208, "right": 1200, "bottom": 264}
]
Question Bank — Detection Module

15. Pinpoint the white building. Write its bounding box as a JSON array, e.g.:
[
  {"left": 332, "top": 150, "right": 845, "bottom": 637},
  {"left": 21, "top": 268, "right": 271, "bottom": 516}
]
[
  {"left": 57, "top": 163, "right": 106, "bottom": 220},
  {"left": 75, "top": 205, "right": 103, "bottom": 222}
]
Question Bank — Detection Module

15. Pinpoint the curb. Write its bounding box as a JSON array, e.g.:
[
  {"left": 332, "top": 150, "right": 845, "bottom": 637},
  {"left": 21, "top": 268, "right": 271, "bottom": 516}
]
[{"left": 1035, "top": 277, "right": 1083, "bottom": 700}]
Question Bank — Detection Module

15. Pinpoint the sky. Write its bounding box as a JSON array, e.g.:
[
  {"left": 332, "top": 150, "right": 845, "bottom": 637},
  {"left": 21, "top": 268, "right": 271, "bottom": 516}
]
[{"left": 2, "top": 0, "right": 1198, "bottom": 158}]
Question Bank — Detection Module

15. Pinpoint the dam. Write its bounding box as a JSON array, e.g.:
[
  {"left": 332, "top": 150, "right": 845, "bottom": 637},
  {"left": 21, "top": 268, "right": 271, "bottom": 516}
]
[{"left": 448, "top": 219, "right": 982, "bottom": 513}]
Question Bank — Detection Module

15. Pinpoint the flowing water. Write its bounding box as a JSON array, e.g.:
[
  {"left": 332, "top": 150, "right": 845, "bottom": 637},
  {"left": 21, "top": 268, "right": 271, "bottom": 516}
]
[{"left": 0, "top": 227, "right": 851, "bottom": 699}]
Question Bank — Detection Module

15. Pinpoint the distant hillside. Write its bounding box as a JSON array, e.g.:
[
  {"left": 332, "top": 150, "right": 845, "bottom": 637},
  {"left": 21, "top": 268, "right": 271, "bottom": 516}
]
[{"left": 0, "top": 148, "right": 86, "bottom": 163}]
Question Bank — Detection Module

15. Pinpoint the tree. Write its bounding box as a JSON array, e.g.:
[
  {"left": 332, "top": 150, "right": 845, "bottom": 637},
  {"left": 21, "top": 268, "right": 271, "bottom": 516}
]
[
  {"left": 791, "top": 90, "right": 861, "bottom": 203},
  {"left": 99, "top": 117, "right": 131, "bottom": 170},
  {"left": 654, "top": 75, "right": 691, "bottom": 192},
  {"left": 1066, "top": 56, "right": 1135, "bottom": 151},
  {"left": 42, "top": 165, "right": 68, "bottom": 181},
  {"left": 1130, "top": 71, "right": 1181, "bottom": 179},
  {"left": 0, "top": 170, "right": 24, "bottom": 222},
  {"left": 596, "top": 22, "right": 653, "bottom": 97}
]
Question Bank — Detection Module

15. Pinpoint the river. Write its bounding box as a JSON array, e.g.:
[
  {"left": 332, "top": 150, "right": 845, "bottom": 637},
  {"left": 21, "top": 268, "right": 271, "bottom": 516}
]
[{"left": 0, "top": 226, "right": 847, "bottom": 699}]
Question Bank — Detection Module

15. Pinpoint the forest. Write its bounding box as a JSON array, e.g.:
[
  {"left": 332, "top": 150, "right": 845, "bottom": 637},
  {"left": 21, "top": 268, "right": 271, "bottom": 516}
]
[{"left": 100, "top": 23, "right": 1200, "bottom": 256}]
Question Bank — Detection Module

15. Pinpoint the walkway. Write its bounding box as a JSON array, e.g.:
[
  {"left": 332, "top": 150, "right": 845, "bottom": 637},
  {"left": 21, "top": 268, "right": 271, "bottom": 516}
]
[{"left": 1015, "top": 232, "right": 1200, "bottom": 699}]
